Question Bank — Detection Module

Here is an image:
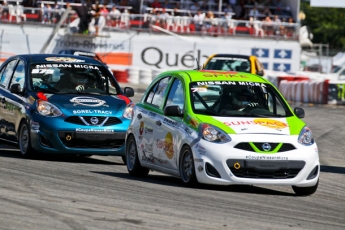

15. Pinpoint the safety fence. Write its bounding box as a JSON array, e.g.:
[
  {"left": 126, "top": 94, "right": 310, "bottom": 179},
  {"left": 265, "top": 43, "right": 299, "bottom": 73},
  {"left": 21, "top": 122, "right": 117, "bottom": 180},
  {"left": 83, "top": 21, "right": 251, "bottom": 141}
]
[{"left": 112, "top": 68, "right": 345, "bottom": 105}]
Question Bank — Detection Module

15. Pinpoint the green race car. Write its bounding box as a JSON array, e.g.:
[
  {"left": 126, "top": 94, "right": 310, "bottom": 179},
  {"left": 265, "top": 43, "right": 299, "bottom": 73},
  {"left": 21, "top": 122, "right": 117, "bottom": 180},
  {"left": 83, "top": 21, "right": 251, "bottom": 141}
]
[{"left": 123, "top": 70, "right": 319, "bottom": 196}]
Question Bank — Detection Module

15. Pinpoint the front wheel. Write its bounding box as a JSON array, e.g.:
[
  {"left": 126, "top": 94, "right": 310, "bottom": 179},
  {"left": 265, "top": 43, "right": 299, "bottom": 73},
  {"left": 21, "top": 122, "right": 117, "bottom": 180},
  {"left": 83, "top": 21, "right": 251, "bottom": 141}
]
[
  {"left": 179, "top": 146, "right": 197, "bottom": 186},
  {"left": 292, "top": 179, "right": 319, "bottom": 196},
  {"left": 18, "top": 121, "right": 35, "bottom": 158},
  {"left": 126, "top": 135, "right": 149, "bottom": 177}
]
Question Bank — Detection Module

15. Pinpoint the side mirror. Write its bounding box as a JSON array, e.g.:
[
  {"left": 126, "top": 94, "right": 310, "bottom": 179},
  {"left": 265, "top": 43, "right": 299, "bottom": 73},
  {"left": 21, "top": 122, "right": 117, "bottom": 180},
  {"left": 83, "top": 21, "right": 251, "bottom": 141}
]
[
  {"left": 10, "top": 83, "right": 23, "bottom": 94},
  {"left": 164, "top": 105, "right": 183, "bottom": 117},
  {"left": 256, "top": 70, "right": 264, "bottom": 76},
  {"left": 123, "top": 87, "right": 134, "bottom": 97},
  {"left": 294, "top": 107, "right": 305, "bottom": 118}
]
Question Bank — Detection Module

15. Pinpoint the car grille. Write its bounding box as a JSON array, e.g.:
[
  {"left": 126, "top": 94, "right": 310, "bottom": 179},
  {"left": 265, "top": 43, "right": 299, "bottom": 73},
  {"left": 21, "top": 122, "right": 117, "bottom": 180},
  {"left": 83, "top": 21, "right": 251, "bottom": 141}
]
[
  {"left": 234, "top": 142, "right": 296, "bottom": 152},
  {"left": 227, "top": 159, "right": 305, "bottom": 179},
  {"left": 65, "top": 116, "right": 122, "bottom": 126},
  {"left": 58, "top": 131, "right": 125, "bottom": 148}
]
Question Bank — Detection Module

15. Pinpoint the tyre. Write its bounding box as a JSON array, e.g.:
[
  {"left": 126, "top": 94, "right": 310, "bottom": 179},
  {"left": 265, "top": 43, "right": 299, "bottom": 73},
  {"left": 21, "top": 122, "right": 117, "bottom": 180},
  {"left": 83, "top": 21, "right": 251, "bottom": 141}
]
[
  {"left": 126, "top": 135, "right": 149, "bottom": 177},
  {"left": 179, "top": 145, "right": 197, "bottom": 186},
  {"left": 121, "top": 155, "right": 126, "bottom": 165},
  {"left": 18, "top": 121, "right": 35, "bottom": 158},
  {"left": 292, "top": 179, "right": 319, "bottom": 196}
]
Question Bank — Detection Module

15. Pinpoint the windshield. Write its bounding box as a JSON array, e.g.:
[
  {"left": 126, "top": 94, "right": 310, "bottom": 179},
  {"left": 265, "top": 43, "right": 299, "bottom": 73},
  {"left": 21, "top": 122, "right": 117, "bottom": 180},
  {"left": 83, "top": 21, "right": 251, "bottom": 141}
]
[
  {"left": 190, "top": 81, "right": 293, "bottom": 117},
  {"left": 204, "top": 57, "right": 251, "bottom": 72},
  {"left": 30, "top": 63, "right": 120, "bottom": 94}
]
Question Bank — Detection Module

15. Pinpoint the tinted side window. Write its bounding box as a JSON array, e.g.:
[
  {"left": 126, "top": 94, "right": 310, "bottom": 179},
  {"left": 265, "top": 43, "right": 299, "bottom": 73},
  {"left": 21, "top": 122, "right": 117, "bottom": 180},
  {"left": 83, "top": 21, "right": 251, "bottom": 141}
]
[
  {"left": 0, "top": 60, "right": 17, "bottom": 88},
  {"left": 10, "top": 60, "right": 25, "bottom": 90},
  {"left": 145, "top": 77, "right": 170, "bottom": 107},
  {"left": 166, "top": 79, "right": 184, "bottom": 111}
]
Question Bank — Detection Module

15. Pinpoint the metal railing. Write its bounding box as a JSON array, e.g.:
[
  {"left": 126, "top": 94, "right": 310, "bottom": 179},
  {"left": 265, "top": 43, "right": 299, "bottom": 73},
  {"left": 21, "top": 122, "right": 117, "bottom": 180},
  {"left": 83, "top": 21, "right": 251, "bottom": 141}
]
[{"left": 0, "top": 5, "right": 299, "bottom": 40}]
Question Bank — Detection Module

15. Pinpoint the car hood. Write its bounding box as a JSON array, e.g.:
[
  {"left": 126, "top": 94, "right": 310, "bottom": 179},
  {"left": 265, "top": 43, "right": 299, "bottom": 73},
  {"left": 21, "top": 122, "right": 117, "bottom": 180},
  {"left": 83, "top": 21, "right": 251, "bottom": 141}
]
[
  {"left": 45, "top": 94, "right": 129, "bottom": 115},
  {"left": 195, "top": 115, "right": 305, "bottom": 135}
]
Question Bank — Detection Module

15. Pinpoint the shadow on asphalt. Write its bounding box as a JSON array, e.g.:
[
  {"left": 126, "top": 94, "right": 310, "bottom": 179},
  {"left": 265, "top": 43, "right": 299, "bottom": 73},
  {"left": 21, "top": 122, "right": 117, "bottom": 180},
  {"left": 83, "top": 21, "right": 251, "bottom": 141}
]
[
  {"left": 0, "top": 149, "right": 120, "bottom": 165},
  {"left": 92, "top": 171, "right": 294, "bottom": 196},
  {"left": 320, "top": 165, "right": 345, "bottom": 175}
]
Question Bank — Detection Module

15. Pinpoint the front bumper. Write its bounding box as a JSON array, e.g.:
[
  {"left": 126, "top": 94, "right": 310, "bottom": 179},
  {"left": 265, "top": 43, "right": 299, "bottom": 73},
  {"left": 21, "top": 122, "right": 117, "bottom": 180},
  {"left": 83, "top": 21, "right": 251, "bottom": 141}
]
[
  {"left": 192, "top": 134, "right": 320, "bottom": 187},
  {"left": 30, "top": 115, "right": 129, "bottom": 156}
]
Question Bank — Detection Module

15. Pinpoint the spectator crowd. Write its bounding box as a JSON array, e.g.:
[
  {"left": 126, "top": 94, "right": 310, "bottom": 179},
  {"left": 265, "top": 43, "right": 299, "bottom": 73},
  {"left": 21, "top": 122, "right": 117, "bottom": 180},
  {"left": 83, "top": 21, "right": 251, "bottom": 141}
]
[{"left": 0, "top": 0, "right": 298, "bottom": 38}]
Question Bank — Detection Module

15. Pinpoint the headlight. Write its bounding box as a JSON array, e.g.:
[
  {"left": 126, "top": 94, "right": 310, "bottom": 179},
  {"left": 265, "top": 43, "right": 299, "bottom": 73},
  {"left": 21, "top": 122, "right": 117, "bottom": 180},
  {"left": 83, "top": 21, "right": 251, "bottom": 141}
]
[
  {"left": 36, "top": 100, "right": 62, "bottom": 117},
  {"left": 122, "top": 102, "right": 135, "bottom": 119},
  {"left": 298, "top": 126, "right": 314, "bottom": 146},
  {"left": 199, "top": 123, "right": 231, "bottom": 143}
]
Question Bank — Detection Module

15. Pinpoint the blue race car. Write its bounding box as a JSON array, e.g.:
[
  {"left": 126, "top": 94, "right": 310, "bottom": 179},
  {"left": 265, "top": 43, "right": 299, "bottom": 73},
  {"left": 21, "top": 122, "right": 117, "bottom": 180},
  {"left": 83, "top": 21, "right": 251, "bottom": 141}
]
[{"left": 0, "top": 54, "right": 134, "bottom": 161}]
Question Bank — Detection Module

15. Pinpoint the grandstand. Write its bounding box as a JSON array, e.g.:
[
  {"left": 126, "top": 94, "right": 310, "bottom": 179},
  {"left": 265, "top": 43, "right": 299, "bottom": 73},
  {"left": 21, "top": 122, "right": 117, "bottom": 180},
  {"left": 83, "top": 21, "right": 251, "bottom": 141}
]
[{"left": 0, "top": 0, "right": 300, "bottom": 39}]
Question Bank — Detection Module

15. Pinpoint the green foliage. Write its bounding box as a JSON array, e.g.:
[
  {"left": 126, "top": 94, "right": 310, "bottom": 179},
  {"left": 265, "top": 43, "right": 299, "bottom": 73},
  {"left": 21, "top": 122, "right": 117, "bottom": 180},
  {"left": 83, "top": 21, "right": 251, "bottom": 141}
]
[{"left": 301, "top": 1, "right": 345, "bottom": 48}]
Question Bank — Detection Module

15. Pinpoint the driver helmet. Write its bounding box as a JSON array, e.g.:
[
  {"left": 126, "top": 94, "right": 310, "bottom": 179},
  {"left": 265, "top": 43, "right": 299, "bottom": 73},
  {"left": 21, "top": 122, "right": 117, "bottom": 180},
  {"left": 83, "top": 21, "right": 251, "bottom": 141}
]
[
  {"left": 71, "top": 73, "right": 88, "bottom": 85},
  {"left": 232, "top": 89, "right": 252, "bottom": 110}
]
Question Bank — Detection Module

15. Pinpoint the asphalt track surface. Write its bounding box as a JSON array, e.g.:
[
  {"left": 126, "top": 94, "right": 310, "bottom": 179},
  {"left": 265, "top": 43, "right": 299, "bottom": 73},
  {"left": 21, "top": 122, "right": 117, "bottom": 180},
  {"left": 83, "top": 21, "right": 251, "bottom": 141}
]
[{"left": 0, "top": 85, "right": 344, "bottom": 230}]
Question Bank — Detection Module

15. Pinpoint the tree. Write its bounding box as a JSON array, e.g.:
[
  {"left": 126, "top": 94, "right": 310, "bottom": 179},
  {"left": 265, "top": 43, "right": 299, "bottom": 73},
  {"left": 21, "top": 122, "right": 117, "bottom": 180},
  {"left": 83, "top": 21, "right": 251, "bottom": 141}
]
[{"left": 300, "top": 1, "right": 345, "bottom": 49}]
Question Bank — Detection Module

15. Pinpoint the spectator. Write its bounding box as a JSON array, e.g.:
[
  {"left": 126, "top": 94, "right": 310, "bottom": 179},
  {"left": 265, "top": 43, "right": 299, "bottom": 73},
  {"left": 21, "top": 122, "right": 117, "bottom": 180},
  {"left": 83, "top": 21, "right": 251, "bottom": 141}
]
[
  {"left": 249, "top": 6, "right": 260, "bottom": 19},
  {"left": 162, "top": 0, "right": 173, "bottom": 9},
  {"left": 204, "top": 11, "right": 215, "bottom": 32},
  {"left": 151, "top": 0, "right": 162, "bottom": 9},
  {"left": 100, "top": 4, "right": 109, "bottom": 17},
  {"left": 190, "top": 2, "right": 200, "bottom": 12},
  {"left": 158, "top": 8, "right": 169, "bottom": 28},
  {"left": 262, "top": 6, "right": 272, "bottom": 17},
  {"left": 223, "top": 3, "right": 234, "bottom": 15},
  {"left": 108, "top": 5, "right": 121, "bottom": 27},
  {"left": 193, "top": 10, "right": 205, "bottom": 32},
  {"left": 41, "top": 4, "right": 53, "bottom": 24},
  {"left": 92, "top": 4, "right": 102, "bottom": 35},
  {"left": 273, "top": 14, "right": 281, "bottom": 34},
  {"left": 200, "top": 1, "right": 209, "bottom": 12},
  {"left": 262, "top": 16, "right": 273, "bottom": 36}
]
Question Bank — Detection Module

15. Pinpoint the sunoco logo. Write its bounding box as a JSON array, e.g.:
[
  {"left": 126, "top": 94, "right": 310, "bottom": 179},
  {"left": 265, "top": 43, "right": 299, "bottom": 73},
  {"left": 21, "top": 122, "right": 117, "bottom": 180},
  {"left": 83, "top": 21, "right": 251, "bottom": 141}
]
[{"left": 70, "top": 97, "right": 108, "bottom": 107}]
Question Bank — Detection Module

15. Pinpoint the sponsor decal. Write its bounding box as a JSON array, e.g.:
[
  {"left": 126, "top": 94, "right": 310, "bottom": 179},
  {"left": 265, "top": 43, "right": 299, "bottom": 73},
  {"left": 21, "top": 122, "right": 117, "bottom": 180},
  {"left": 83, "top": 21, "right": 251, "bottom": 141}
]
[
  {"left": 31, "top": 69, "right": 54, "bottom": 74},
  {"left": 156, "top": 132, "right": 174, "bottom": 159},
  {"left": 73, "top": 64, "right": 99, "bottom": 69},
  {"left": 164, "top": 132, "right": 174, "bottom": 159},
  {"left": 72, "top": 110, "right": 112, "bottom": 115},
  {"left": 245, "top": 155, "right": 288, "bottom": 160},
  {"left": 45, "top": 57, "right": 85, "bottom": 62},
  {"left": 148, "top": 112, "right": 156, "bottom": 118},
  {"left": 70, "top": 97, "right": 108, "bottom": 107},
  {"left": 195, "top": 143, "right": 206, "bottom": 155},
  {"left": 163, "top": 118, "right": 179, "bottom": 128},
  {"left": 144, "top": 127, "right": 153, "bottom": 135},
  {"left": 139, "top": 121, "right": 144, "bottom": 135},
  {"left": 196, "top": 81, "right": 266, "bottom": 87},
  {"left": 35, "top": 64, "right": 72, "bottom": 68},
  {"left": 224, "top": 118, "right": 288, "bottom": 129},
  {"left": 190, "top": 118, "right": 198, "bottom": 128},
  {"left": 191, "top": 87, "right": 208, "bottom": 92},
  {"left": 75, "top": 128, "right": 114, "bottom": 132},
  {"left": 194, "top": 158, "right": 203, "bottom": 162},
  {"left": 201, "top": 73, "right": 248, "bottom": 78}
]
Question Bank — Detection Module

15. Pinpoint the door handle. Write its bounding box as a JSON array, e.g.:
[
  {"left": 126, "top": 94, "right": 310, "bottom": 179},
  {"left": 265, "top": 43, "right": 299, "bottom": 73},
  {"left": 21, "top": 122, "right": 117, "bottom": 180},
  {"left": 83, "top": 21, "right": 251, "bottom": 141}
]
[
  {"left": 137, "top": 113, "right": 142, "bottom": 119},
  {"left": 155, "top": 120, "right": 162, "bottom": 126}
]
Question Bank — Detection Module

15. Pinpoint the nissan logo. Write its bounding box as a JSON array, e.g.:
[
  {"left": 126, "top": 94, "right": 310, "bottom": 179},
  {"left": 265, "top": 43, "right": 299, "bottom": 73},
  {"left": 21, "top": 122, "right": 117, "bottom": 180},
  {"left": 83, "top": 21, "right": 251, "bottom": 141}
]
[
  {"left": 90, "top": 117, "right": 99, "bottom": 125},
  {"left": 262, "top": 143, "right": 271, "bottom": 151}
]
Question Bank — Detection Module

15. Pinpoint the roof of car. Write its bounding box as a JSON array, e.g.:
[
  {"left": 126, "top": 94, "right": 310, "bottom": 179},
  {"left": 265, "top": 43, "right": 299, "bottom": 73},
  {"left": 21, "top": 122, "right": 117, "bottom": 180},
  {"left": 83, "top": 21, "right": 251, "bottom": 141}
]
[
  {"left": 13, "top": 54, "right": 101, "bottom": 65},
  {"left": 208, "top": 54, "right": 253, "bottom": 59},
  {"left": 165, "top": 70, "right": 268, "bottom": 83}
]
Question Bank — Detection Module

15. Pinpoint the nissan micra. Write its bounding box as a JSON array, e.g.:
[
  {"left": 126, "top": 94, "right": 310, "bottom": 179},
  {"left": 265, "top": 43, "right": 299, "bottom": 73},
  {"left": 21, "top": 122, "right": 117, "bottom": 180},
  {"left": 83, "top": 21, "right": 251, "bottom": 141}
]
[
  {"left": 123, "top": 70, "right": 319, "bottom": 196},
  {"left": 0, "top": 54, "right": 134, "bottom": 162}
]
